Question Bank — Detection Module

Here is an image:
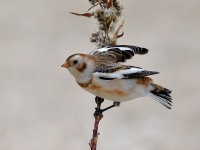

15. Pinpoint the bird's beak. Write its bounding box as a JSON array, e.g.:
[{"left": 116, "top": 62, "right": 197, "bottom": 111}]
[{"left": 61, "top": 62, "right": 70, "bottom": 68}]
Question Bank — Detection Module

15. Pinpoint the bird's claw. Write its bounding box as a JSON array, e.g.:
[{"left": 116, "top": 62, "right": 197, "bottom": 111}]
[{"left": 113, "top": 102, "right": 120, "bottom": 107}]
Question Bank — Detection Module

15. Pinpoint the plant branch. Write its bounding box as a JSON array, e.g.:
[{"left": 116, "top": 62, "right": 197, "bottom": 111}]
[
  {"left": 71, "top": 0, "right": 124, "bottom": 149},
  {"left": 89, "top": 97, "right": 104, "bottom": 150},
  {"left": 112, "top": 17, "right": 125, "bottom": 45}
]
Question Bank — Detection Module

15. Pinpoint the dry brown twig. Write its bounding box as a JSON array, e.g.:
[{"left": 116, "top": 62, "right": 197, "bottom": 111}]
[
  {"left": 89, "top": 97, "right": 104, "bottom": 150},
  {"left": 70, "top": 0, "right": 124, "bottom": 149},
  {"left": 112, "top": 17, "right": 125, "bottom": 45},
  {"left": 69, "top": 12, "right": 94, "bottom": 18}
]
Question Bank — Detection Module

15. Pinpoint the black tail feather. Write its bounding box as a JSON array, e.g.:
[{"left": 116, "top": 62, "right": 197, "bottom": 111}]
[
  {"left": 150, "top": 88, "right": 172, "bottom": 109},
  {"left": 164, "top": 88, "right": 172, "bottom": 94}
]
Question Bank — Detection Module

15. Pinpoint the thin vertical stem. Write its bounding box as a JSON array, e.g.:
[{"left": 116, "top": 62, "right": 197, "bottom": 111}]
[{"left": 89, "top": 97, "right": 104, "bottom": 150}]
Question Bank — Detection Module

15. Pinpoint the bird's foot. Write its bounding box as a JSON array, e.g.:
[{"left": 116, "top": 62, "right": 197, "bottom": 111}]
[
  {"left": 93, "top": 107, "right": 103, "bottom": 116},
  {"left": 93, "top": 101, "right": 121, "bottom": 116},
  {"left": 113, "top": 102, "right": 120, "bottom": 107}
]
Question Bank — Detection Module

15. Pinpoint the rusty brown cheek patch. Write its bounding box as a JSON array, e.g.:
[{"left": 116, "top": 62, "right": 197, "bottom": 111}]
[
  {"left": 77, "top": 62, "right": 87, "bottom": 72},
  {"left": 137, "top": 77, "right": 153, "bottom": 87}
]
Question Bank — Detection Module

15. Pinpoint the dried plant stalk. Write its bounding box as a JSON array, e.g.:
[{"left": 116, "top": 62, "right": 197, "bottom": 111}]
[
  {"left": 112, "top": 17, "right": 125, "bottom": 45},
  {"left": 70, "top": 0, "right": 124, "bottom": 48},
  {"left": 70, "top": 0, "right": 125, "bottom": 149},
  {"left": 89, "top": 98, "right": 103, "bottom": 150}
]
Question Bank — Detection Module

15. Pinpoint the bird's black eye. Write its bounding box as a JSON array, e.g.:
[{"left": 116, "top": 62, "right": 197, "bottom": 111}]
[{"left": 73, "top": 60, "right": 78, "bottom": 65}]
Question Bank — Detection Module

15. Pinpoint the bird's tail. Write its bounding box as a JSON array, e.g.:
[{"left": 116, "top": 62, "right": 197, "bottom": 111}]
[{"left": 147, "top": 83, "right": 172, "bottom": 109}]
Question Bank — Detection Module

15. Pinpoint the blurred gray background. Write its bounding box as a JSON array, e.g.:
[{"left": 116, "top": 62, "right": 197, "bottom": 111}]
[{"left": 0, "top": 0, "right": 200, "bottom": 150}]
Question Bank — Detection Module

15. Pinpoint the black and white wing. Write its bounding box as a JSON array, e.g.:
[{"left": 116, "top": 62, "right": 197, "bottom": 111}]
[
  {"left": 93, "top": 66, "right": 159, "bottom": 80},
  {"left": 90, "top": 45, "right": 148, "bottom": 63}
]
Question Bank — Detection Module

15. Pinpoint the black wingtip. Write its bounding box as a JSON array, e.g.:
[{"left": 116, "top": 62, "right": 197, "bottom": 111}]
[
  {"left": 147, "top": 71, "right": 159, "bottom": 76},
  {"left": 140, "top": 48, "right": 148, "bottom": 55}
]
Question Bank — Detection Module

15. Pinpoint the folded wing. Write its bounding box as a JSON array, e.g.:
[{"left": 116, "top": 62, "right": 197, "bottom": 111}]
[
  {"left": 90, "top": 45, "right": 148, "bottom": 63},
  {"left": 90, "top": 45, "right": 148, "bottom": 73},
  {"left": 93, "top": 66, "right": 158, "bottom": 80}
]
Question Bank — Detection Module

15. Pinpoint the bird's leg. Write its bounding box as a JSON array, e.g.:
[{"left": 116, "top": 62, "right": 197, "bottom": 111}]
[
  {"left": 94, "top": 98, "right": 120, "bottom": 116},
  {"left": 93, "top": 96, "right": 104, "bottom": 116}
]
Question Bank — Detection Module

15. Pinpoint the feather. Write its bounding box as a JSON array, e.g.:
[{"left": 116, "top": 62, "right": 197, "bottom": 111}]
[
  {"left": 90, "top": 45, "right": 148, "bottom": 63},
  {"left": 123, "top": 71, "right": 159, "bottom": 79},
  {"left": 90, "top": 45, "right": 149, "bottom": 73},
  {"left": 93, "top": 66, "right": 158, "bottom": 80}
]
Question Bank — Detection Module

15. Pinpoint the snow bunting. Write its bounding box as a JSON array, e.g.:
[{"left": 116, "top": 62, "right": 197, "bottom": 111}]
[{"left": 62, "top": 45, "right": 172, "bottom": 109}]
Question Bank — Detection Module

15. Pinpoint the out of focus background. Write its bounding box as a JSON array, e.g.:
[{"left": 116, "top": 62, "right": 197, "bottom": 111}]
[{"left": 0, "top": 0, "right": 200, "bottom": 150}]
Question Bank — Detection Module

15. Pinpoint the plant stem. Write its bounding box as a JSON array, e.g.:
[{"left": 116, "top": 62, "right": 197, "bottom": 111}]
[{"left": 89, "top": 97, "right": 104, "bottom": 150}]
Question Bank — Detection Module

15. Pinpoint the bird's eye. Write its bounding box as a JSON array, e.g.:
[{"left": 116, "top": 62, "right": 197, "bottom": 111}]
[{"left": 73, "top": 60, "right": 78, "bottom": 65}]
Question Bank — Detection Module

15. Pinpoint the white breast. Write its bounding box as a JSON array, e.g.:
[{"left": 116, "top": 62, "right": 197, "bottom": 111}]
[{"left": 83, "top": 76, "right": 147, "bottom": 102}]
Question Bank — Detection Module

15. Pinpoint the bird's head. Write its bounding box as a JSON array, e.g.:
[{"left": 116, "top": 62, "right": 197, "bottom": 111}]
[{"left": 61, "top": 54, "right": 96, "bottom": 83}]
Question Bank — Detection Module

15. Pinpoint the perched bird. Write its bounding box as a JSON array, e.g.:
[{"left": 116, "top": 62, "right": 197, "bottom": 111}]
[{"left": 62, "top": 45, "right": 172, "bottom": 112}]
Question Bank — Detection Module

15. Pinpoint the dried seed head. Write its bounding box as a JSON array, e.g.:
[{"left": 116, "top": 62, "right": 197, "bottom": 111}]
[
  {"left": 88, "top": 0, "right": 124, "bottom": 47},
  {"left": 90, "top": 30, "right": 113, "bottom": 48}
]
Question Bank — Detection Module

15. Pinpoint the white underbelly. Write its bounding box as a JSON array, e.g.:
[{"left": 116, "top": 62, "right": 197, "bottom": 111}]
[{"left": 84, "top": 78, "right": 147, "bottom": 102}]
